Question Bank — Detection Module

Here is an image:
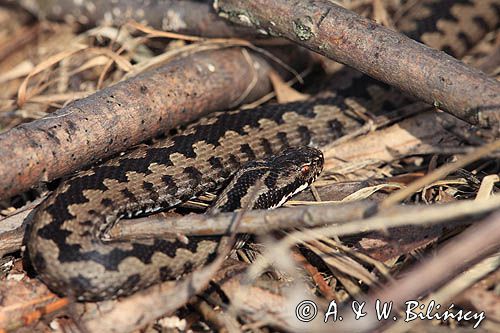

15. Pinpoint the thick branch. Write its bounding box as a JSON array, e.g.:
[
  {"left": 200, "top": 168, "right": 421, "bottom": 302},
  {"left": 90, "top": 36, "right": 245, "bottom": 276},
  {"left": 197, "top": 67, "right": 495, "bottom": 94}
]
[
  {"left": 215, "top": 0, "right": 500, "bottom": 128},
  {"left": 7, "top": 0, "right": 255, "bottom": 37},
  {"left": 0, "top": 48, "right": 277, "bottom": 200}
]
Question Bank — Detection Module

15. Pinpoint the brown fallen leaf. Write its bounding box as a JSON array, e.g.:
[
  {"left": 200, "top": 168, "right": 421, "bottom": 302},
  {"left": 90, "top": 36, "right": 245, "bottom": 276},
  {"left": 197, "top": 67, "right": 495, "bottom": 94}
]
[{"left": 268, "top": 70, "right": 309, "bottom": 103}]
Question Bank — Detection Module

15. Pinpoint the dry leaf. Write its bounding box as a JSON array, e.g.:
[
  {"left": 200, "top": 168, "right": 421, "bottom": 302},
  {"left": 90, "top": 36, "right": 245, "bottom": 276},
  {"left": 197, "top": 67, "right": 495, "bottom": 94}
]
[{"left": 268, "top": 70, "right": 309, "bottom": 103}]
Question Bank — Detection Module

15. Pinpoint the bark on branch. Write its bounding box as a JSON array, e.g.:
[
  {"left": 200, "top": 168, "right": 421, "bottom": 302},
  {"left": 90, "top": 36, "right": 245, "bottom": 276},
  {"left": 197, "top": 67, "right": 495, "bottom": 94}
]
[
  {"left": 109, "top": 196, "right": 500, "bottom": 240},
  {"left": 214, "top": 0, "right": 500, "bottom": 128},
  {"left": 0, "top": 48, "right": 280, "bottom": 200},
  {"left": 6, "top": 0, "right": 255, "bottom": 37}
]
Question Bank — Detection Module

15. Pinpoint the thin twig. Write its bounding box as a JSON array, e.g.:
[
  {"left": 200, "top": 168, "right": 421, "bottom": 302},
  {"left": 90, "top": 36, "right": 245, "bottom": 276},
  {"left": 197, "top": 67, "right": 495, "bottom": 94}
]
[{"left": 381, "top": 140, "right": 500, "bottom": 207}]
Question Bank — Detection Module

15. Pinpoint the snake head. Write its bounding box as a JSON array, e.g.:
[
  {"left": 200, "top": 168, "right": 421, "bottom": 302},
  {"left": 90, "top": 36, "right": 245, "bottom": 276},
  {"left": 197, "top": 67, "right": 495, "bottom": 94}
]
[
  {"left": 253, "top": 146, "right": 323, "bottom": 210},
  {"left": 208, "top": 146, "right": 324, "bottom": 213},
  {"left": 271, "top": 146, "right": 324, "bottom": 186}
]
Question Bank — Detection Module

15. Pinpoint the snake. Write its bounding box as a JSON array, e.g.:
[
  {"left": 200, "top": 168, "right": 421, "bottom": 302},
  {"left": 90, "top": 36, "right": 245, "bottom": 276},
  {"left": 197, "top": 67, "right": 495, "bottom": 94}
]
[
  {"left": 27, "top": 98, "right": 351, "bottom": 301},
  {"left": 26, "top": 0, "right": 500, "bottom": 301}
]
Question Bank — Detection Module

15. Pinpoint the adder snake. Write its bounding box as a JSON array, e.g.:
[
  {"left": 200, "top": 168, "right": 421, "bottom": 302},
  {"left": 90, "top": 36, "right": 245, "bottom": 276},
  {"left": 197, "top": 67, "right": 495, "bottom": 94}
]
[{"left": 27, "top": 0, "right": 500, "bottom": 301}]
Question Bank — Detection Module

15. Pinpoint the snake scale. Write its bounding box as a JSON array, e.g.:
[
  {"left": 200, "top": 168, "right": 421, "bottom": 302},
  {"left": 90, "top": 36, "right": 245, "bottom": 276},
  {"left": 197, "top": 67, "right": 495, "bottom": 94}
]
[{"left": 27, "top": 0, "right": 500, "bottom": 301}]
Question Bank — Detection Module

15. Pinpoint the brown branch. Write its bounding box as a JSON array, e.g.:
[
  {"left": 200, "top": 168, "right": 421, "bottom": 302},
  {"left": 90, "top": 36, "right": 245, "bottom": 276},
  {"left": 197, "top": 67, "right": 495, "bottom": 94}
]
[
  {"left": 0, "top": 47, "right": 279, "bottom": 200},
  {"left": 239, "top": 195, "right": 500, "bottom": 294},
  {"left": 112, "top": 196, "right": 497, "bottom": 240},
  {"left": 2, "top": 194, "right": 496, "bottom": 256},
  {"left": 214, "top": 0, "right": 500, "bottom": 128},
  {"left": 8, "top": 0, "right": 256, "bottom": 38},
  {"left": 108, "top": 200, "right": 375, "bottom": 239}
]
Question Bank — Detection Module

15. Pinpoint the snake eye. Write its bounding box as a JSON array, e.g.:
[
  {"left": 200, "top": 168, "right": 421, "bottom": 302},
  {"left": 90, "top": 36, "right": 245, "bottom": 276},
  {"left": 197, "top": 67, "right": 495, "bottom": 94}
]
[{"left": 300, "top": 164, "right": 310, "bottom": 175}]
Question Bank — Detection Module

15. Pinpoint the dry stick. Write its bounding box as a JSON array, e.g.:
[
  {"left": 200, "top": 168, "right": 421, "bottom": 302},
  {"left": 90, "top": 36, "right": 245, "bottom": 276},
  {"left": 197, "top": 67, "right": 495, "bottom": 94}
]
[
  {"left": 381, "top": 140, "right": 500, "bottom": 207},
  {"left": 13, "top": 0, "right": 256, "bottom": 38},
  {"left": 0, "top": 193, "right": 437, "bottom": 256},
  {"left": 0, "top": 168, "right": 386, "bottom": 253},
  {"left": 114, "top": 196, "right": 496, "bottom": 240},
  {"left": 0, "top": 187, "right": 494, "bottom": 256},
  {"left": 108, "top": 200, "right": 374, "bottom": 239},
  {"left": 334, "top": 211, "right": 500, "bottom": 333},
  {"left": 214, "top": 0, "right": 500, "bottom": 128},
  {"left": 0, "top": 48, "right": 277, "bottom": 200}
]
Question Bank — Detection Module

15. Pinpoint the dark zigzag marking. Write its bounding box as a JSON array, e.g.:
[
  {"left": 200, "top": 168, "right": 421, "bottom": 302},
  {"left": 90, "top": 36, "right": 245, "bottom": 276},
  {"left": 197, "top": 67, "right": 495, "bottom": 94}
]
[
  {"left": 240, "top": 143, "right": 257, "bottom": 160},
  {"left": 215, "top": 163, "right": 269, "bottom": 212},
  {"left": 401, "top": 0, "right": 473, "bottom": 43}
]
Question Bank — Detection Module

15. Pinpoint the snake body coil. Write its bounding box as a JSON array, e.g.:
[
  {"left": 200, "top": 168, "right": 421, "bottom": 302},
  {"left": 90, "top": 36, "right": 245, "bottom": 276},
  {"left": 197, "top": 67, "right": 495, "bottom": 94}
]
[{"left": 28, "top": 98, "right": 346, "bottom": 300}]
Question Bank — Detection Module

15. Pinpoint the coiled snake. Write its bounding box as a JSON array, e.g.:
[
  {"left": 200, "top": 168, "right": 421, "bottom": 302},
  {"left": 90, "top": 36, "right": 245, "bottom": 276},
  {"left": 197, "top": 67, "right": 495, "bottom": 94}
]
[
  {"left": 27, "top": 0, "right": 500, "bottom": 301},
  {"left": 28, "top": 99, "right": 341, "bottom": 301}
]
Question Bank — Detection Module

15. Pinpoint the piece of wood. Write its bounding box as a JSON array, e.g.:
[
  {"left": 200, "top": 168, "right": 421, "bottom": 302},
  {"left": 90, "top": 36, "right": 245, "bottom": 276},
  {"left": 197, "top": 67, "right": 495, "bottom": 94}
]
[
  {"left": 215, "top": 0, "right": 500, "bottom": 128},
  {"left": 9, "top": 0, "right": 256, "bottom": 37},
  {"left": 0, "top": 48, "right": 276, "bottom": 200},
  {"left": 108, "top": 196, "right": 499, "bottom": 240}
]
